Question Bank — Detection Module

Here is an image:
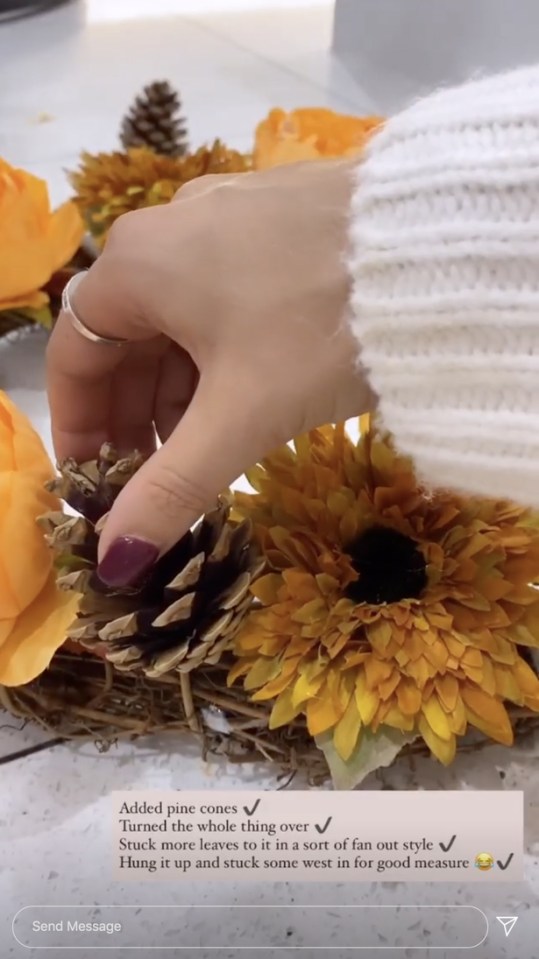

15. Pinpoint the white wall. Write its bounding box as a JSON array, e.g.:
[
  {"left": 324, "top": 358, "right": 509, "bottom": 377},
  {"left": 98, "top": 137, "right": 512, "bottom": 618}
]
[{"left": 332, "top": 0, "right": 539, "bottom": 113}]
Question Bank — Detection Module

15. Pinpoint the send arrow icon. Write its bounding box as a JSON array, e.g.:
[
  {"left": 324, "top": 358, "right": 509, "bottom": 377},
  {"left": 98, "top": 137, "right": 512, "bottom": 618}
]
[{"left": 496, "top": 916, "right": 518, "bottom": 937}]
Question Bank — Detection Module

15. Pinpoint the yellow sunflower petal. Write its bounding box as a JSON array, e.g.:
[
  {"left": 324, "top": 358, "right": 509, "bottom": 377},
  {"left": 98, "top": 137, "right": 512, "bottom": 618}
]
[
  {"left": 244, "top": 656, "right": 282, "bottom": 690},
  {"left": 492, "top": 664, "right": 524, "bottom": 702},
  {"left": 292, "top": 669, "right": 326, "bottom": 707},
  {"left": 461, "top": 688, "right": 514, "bottom": 744},
  {"left": 512, "top": 657, "right": 539, "bottom": 696},
  {"left": 355, "top": 672, "right": 380, "bottom": 725},
  {"left": 252, "top": 662, "right": 304, "bottom": 700},
  {"left": 333, "top": 694, "right": 362, "bottom": 761},
  {"left": 269, "top": 687, "right": 304, "bottom": 728},
  {"left": 365, "top": 618, "right": 394, "bottom": 649},
  {"left": 421, "top": 695, "right": 453, "bottom": 741},
  {"left": 378, "top": 672, "right": 401, "bottom": 702},
  {"left": 381, "top": 704, "right": 415, "bottom": 732},
  {"left": 418, "top": 716, "right": 457, "bottom": 765},
  {"left": 250, "top": 574, "right": 283, "bottom": 605},
  {"left": 291, "top": 598, "right": 328, "bottom": 624},
  {"left": 306, "top": 694, "right": 344, "bottom": 737},
  {"left": 447, "top": 695, "right": 467, "bottom": 735},
  {"left": 227, "top": 658, "right": 252, "bottom": 685},
  {"left": 435, "top": 674, "right": 459, "bottom": 712}
]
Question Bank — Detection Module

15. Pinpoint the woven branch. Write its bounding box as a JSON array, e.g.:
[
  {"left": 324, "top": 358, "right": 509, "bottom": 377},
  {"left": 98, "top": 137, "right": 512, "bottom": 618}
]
[{"left": 3, "top": 650, "right": 538, "bottom": 784}]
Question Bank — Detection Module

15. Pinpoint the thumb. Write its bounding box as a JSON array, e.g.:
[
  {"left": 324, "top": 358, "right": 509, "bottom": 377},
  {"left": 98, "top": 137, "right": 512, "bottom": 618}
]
[{"left": 95, "top": 375, "right": 257, "bottom": 588}]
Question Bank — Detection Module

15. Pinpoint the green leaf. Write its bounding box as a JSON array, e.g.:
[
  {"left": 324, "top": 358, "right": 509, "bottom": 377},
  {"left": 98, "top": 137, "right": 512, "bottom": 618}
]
[{"left": 315, "top": 726, "right": 417, "bottom": 790}]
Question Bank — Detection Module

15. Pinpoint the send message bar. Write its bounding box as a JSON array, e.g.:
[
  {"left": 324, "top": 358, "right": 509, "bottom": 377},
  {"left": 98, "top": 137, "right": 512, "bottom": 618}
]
[{"left": 14, "top": 905, "right": 488, "bottom": 950}]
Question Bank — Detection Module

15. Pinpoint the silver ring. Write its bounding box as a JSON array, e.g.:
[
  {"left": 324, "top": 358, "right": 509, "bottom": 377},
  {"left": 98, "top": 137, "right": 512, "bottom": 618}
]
[{"left": 62, "top": 272, "right": 128, "bottom": 347}]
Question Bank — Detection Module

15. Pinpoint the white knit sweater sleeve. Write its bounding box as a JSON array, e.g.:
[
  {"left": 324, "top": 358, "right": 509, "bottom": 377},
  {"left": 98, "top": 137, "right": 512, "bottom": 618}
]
[{"left": 348, "top": 66, "right": 539, "bottom": 507}]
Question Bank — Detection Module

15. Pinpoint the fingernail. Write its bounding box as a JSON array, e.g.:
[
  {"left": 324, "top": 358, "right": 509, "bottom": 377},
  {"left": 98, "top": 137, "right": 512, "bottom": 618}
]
[{"left": 97, "top": 537, "right": 159, "bottom": 588}]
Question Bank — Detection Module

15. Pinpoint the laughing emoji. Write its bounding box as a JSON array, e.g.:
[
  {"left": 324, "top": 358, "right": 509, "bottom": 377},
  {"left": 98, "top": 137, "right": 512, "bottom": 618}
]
[{"left": 475, "top": 852, "right": 494, "bottom": 872}]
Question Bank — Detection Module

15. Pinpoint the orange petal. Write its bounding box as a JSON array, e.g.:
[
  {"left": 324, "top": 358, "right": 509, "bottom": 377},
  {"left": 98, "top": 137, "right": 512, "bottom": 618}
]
[
  {"left": 0, "top": 289, "right": 49, "bottom": 312},
  {"left": 0, "top": 471, "right": 57, "bottom": 620},
  {"left": 0, "top": 574, "right": 80, "bottom": 686},
  {"left": 0, "top": 389, "right": 56, "bottom": 478},
  {"left": 364, "top": 656, "right": 393, "bottom": 688},
  {"left": 396, "top": 680, "right": 422, "bottom": 716},
  {"left": 0, "top": 617, "right": 14, "bottom": 648},
  {"left": 48, "top": 199, "right": 84, "bottom": 273},
  {"left": 0, "top": 166, "right": 52, "bottom": 300}
]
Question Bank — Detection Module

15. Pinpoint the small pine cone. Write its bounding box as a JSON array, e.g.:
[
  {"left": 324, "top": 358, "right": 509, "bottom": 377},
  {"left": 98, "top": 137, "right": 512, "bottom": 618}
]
[
  {"left": 120, "top": 80, "right": 189, "bottom": 157},
  {"left": 40, "top": 444, "right": 265, "bottom": 678}
]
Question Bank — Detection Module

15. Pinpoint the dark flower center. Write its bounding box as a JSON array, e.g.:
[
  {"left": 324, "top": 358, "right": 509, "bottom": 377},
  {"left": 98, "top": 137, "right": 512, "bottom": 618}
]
[{"left": 345, "top": 526, "right": 427, "bottom": 605}]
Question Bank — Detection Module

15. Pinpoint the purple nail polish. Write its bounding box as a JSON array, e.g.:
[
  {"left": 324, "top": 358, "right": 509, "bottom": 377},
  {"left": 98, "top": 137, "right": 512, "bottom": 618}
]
[{"left": 97, "top": 537, "right": 159, "bottom": 588}]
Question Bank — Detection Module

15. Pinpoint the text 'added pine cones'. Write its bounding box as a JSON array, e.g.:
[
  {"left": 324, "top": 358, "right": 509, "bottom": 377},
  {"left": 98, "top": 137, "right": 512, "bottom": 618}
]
[{"left": 39, "top": 444, "right": 265, "bottom": 678}]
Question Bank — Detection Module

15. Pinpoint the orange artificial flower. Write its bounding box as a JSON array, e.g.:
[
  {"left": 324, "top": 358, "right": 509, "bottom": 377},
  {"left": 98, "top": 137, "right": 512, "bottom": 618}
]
[
  {"left": 254, "top": 108, "right": 383, "bottom": 170},
  {"left": 0, "top": 157, "right": 83, "bottom": 312},
  {"left": 0, "top": 392, "right": 79, "bottom": 686}
]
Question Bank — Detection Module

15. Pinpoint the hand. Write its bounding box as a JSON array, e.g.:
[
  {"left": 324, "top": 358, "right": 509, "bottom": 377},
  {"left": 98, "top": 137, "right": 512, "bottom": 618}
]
[{"left": 47, "top": 158, "right": 375, "bottom": 585}]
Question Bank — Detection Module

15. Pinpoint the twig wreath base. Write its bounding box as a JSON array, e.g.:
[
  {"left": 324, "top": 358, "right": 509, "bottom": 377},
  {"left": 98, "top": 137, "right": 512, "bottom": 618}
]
[{"left": 2, "top": 649, "right": 538, "bottom": 784}]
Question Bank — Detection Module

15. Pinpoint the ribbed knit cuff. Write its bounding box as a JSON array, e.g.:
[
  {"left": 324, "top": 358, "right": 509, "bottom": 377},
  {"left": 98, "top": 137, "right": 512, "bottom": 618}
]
[{"left": 347, "top": 66, "right": 539, "bottom": 507}]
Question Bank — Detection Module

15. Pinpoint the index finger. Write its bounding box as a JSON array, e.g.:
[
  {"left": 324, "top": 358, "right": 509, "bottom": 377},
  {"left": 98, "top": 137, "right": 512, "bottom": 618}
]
[{"left": 46, "top": 254, "right": 154, "bottom": 463}]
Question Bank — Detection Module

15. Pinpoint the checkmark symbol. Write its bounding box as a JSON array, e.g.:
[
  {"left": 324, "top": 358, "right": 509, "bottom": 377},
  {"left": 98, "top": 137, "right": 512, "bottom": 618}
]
[
  {"left": 243, "top": 799, "right": 261, "bottom": 817},
  {"left": 439, "top": 834, "right": 457, "bottom": 853},
  {"left": 497, "top": 853, "right": 514, "bottom": 871},
  {"left": 315, "top": 816, "right": 332, "bottom": 835}
]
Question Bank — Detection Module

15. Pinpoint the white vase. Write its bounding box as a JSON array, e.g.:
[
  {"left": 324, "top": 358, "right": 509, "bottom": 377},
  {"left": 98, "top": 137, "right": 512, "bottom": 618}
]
[{"left": 332, "top": 0, "right": 539, "bottom": 113}]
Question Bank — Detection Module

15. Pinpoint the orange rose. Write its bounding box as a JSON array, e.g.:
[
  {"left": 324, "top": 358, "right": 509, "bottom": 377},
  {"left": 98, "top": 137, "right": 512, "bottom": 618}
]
[
  {"left": 0, "top": 157, "right": 83, "bottom": 312},
  {"left": 254, "top": 108, "right": 383, "bottom": 170},
  {"left": 0, "top": 392, "right": 79, "bottom": 686}
]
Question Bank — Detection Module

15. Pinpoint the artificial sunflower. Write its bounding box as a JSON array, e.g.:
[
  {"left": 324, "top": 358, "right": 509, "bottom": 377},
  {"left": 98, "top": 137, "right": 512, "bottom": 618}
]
[
  {"left": 229, "top": 419, "right": 539, "bottom": 769},
  {"left": 69, "top": 142, "right": 251, "bottom": 246}
]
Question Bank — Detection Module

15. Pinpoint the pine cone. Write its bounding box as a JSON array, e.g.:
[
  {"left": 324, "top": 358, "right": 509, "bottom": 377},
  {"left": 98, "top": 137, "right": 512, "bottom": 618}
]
[
  {"left": 120, "top": 81, "right": 189, "bottom": 157},
  {"left": 39, "top": 444, "right": 265, "bottom": 678}
]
